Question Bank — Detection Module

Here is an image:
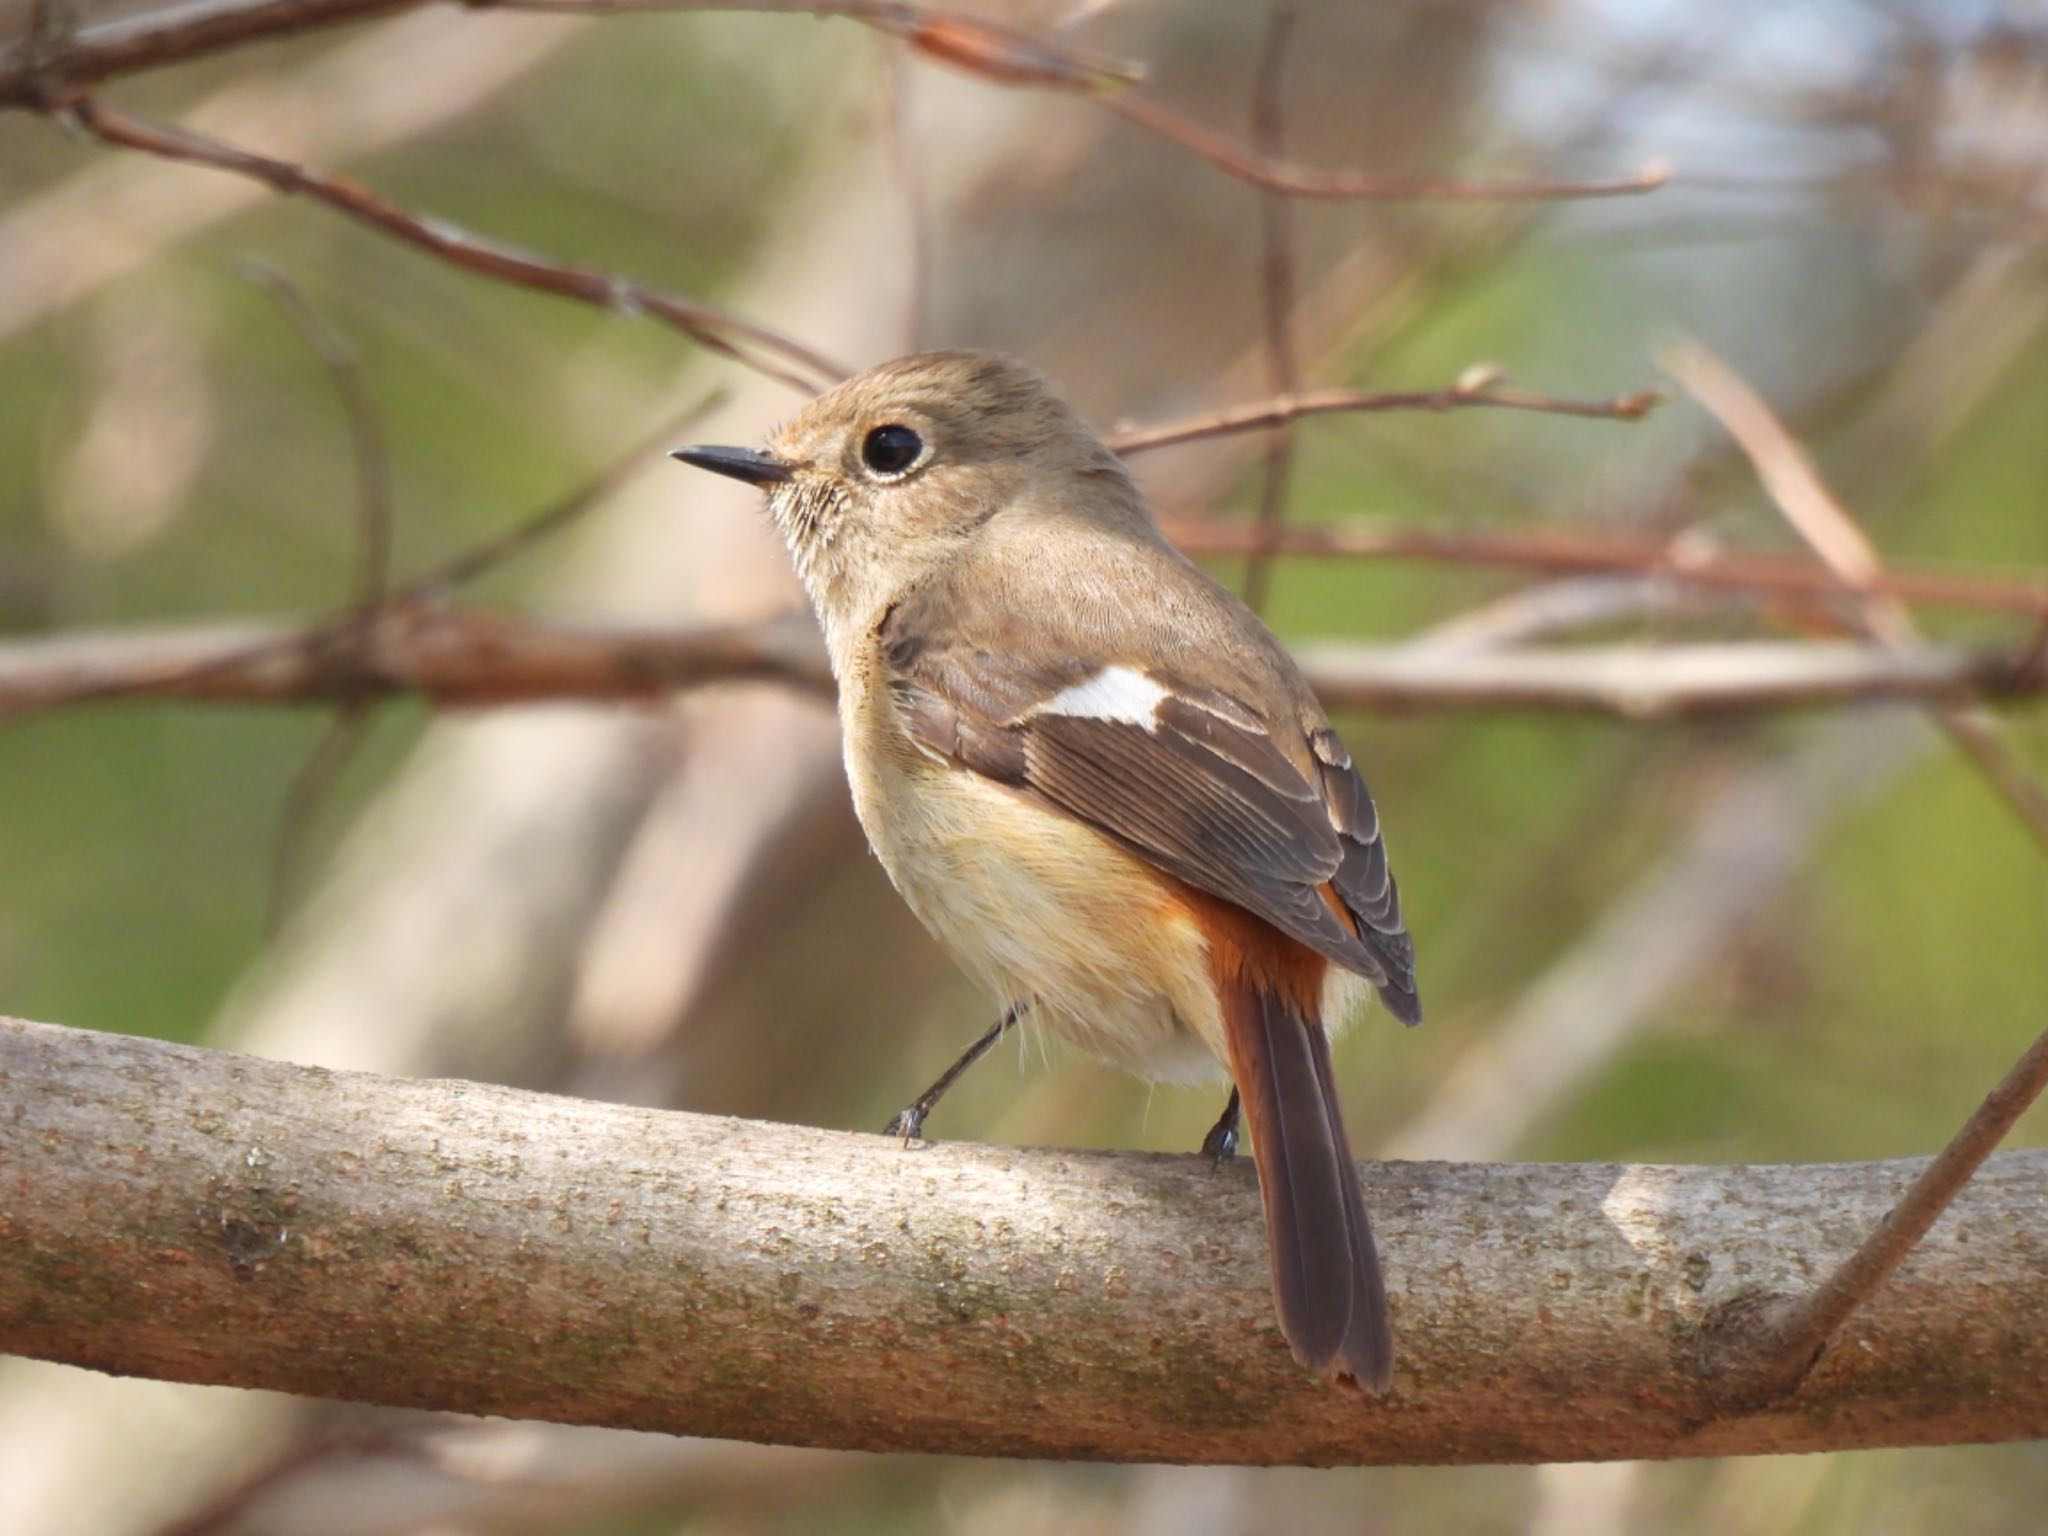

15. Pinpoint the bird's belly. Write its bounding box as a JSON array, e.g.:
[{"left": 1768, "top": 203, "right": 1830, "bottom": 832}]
[{"left": 849, "top": 745, "right": 1228, "bottom": 1083}]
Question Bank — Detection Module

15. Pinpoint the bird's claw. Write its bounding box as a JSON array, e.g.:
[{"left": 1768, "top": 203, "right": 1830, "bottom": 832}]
[
  {"left": 1201, "top": 1121, "right": 1238, "bottom": 1165},
  {"left": 882, "top": 1104, "right": 929, "bottom": 1145}
]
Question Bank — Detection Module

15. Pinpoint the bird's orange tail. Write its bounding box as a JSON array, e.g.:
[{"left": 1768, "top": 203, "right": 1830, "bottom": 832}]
[{"left": 1218, "top": 973, "right": 1392, "bottom": 1392}]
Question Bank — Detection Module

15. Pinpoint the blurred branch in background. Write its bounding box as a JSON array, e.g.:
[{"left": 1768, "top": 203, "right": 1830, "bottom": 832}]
[
  {"left": 1108, "top": 374, "right": 1664, "bottom": 451},
  {"left": 3, "top": 0, "right": 1662, "bottom": 202},
  {"left": 0, "top": 610, "right": 835, "bottom": 714},
  {"left": 1161, "top": 520, "right": 2048, "bottom": 619},
  {"left": 0, "top": 7, "right": 585, "bottom": 341},
  {"left": 227, "top": 265, "right": 399, "bottom": 928},
  {"left": 0, "top": 0, "right": 425, "bottom": 105},
  {"left": 1671, "top": 341, "right": 2048, "bottom": 853},
  {"left": 1657, "top": 352, "right": 2048, "bottom": 1398},
  {"left": 1386, "top": 716, "right": 1936, "bottom": 1164},
  {"left": 0, "top": 611, "right": 2041, "bottom": 719},
  {"left": 397, "top": 0, "right": 1673, "bottom": 202},
  {"left": 152, "top": 1424, "right": 850, "bottom": 1536},
  {"left": 7, "top": 1014, "right": 2048, "bottom": 1466},
  {"left": 0, "top": 0, "right": 1669, "bottom": 373},
  {"left": 58, "top": 95, "right": 847, "bottom": 392},
  {"left": 237, "top": 263, "right": 395, "bottom": 608},
  {"left": 1241, "top": 0, "right": 1300, "bottom": 615}
]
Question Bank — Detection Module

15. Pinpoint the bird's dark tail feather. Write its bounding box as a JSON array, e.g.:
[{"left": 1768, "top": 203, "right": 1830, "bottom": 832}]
[{"left": 1221, "top": 980, "right": 1392, "bottom": 1393}]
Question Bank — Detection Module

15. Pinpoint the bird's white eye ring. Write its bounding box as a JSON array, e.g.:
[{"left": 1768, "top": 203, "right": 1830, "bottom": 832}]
[{"left": 861, "top": 423, "right": 925, "bottom": 477}]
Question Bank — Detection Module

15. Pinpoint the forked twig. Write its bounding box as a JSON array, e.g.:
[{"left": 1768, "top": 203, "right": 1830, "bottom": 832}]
[
  {"left": 1673, "top": 340, "right": 2048, "bottom": 1404},
  {"left": 1713, "top": 1023, "right": 2048, "bottom": 1404},
  {"left": 1670, "top": 341, "right": 2048, "bottom": 853}
]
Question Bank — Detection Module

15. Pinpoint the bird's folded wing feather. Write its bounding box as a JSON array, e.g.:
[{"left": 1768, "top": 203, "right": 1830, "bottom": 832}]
[{"left": 878, "top": 602, "right": 1419, "bottom": 1020}]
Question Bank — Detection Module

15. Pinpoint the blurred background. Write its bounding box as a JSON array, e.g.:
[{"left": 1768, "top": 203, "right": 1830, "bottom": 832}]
[{"left": 2, "top": 0, "right": 2046, "bottom": 1531}]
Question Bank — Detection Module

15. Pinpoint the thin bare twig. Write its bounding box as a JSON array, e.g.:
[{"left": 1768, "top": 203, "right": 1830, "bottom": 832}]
[
  {"left": 1110, "top": 379, "right": 1663, "bottom": 454},
  {"left": 1385, "top": 713, "right": 1933, "bottom": 1164},
  {"left": 878, "top": 32, "right": 930, "bottom": 351},
  {"left": 0, "top": 8, "right": 584, "bottom": 353},
  {"left": 266, "top": 705, "right": 374, "bottom": 935},
  {"left": 0, "top": 0, "right": 424, "bottom": 105},
  {"left": 239, "top": 263, "right": 394, "bottom": 609},
  {"left": 5, "top": 0, "right": 1670, "bottom": 203},
  {"left": 1670, "top": 341, "right": 2048, "bottom": 854},
  {"left": 476, "top": 0, "right": 1668, "bottom": 203},
  {"left": 404, "top": 392, "right": 726, "bottom": 599},
  {"left": 889, "top": 1, "right": 1670, "bottom": 200},
  {"left": 271, "top": 391, "right": 709, "bottom": 931},
  {"left": 1414, "top": 575, "right": 1718, "bottom": 651},
  {"left": 55, "top": 97, "right": 844, "bottom": 394},
  {"left": 149, "top": 1429, "right": 420, "bottom": 1536},
  {"left": 1098, "top": 91, "right": 1670, "bottom": 204},
  {"left": 1156, "top": 519, "right": 2048, "bottom": 620},
  {"left": 237, "top": 265, "right": 396, "bottom": 930},
  {"left": 1715, "top": 1023, "right": 2048, "bottom": 1406},
  {"left": 1240, "top": 0, "right": 1299, "bottom": 616}
]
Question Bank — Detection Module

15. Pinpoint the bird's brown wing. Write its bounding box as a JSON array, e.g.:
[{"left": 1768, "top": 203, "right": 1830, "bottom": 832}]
[{"left": 879, "top": 604, "right": 1420, "bottom": 1021}]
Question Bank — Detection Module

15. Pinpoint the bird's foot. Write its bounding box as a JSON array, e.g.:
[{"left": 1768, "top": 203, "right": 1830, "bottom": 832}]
[
  {"left": 1201, "top": 1088, "right": 1242, "bottom": 1166},
  {"left": 882, "top": 1103, "right": 929, "bottom": 1145},
  {"left": 1200, "top": 1120, "right": 1238, "bottom": 1164}
]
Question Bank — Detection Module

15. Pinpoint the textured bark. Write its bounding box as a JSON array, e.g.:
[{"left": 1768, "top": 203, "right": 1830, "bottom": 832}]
[{"left": 3, "top": 1016, "right": 2045, "bottom": 1465}]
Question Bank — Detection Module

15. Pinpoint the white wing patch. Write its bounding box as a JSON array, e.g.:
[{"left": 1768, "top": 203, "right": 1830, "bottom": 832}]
[{"left": 1041, "top": 666, "right": 1169, "bottom": 729}]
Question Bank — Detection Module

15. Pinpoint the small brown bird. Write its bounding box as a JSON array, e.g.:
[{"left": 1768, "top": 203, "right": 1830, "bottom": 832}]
[{"left": 674, "top": 351, "right": 1419, "bottom": 1391}]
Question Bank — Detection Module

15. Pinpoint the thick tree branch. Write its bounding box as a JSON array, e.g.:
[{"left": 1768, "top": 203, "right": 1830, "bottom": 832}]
[
  {"left": 2, "top": 1015, "right": 2045, "bottom": 1464},
  {"left": 0, "top": 613, "right": 2042, "bottom": 722}
]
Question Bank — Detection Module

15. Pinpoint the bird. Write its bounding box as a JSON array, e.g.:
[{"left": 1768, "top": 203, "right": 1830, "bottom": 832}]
[{"left": 673, "top": 350, "right": 1419, "bottom": 1391}]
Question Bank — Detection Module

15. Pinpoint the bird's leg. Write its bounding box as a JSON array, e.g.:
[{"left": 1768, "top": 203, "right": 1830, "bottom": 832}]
[
  {"left": 882, "top": 1003, "right": 1024, "bottom": 1143},
  {"left": 1201, "top": 1087, "right": 1242, "bottom": 1165}
]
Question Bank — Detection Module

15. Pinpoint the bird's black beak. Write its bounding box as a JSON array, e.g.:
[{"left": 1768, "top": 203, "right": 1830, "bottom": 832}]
[{"left": 669, "top": 444, "right": 794, "bottom": 487}]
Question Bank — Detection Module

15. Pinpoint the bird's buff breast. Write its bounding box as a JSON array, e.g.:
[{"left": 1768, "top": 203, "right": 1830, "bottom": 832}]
[{"left": 839, "top": 674, "right": 1228, "bottom": 1083}]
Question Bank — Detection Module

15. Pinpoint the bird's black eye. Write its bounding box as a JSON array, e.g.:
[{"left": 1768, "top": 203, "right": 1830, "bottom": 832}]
[{"left": 861, "top": 424, "right": 924, "bottom": 477}]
